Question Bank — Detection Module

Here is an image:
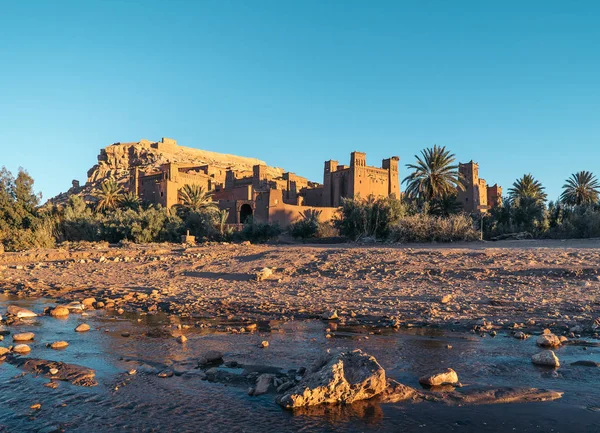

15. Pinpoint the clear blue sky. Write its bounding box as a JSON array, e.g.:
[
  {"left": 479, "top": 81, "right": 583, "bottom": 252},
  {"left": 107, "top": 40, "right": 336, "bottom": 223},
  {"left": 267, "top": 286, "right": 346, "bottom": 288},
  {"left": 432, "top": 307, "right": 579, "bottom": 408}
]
[{"left": 1, "top": 0, "right": 599, "bottom": 202}]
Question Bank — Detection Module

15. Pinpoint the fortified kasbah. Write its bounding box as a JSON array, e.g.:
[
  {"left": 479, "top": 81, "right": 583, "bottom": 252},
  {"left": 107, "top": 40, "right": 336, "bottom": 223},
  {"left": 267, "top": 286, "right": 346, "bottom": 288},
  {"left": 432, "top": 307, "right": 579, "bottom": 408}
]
[
  {"left": 60, "top": 137, "right": 501, "bottom": 226},
  {"left": 128, "top": 139, "right": 401, "bottom": 226}
]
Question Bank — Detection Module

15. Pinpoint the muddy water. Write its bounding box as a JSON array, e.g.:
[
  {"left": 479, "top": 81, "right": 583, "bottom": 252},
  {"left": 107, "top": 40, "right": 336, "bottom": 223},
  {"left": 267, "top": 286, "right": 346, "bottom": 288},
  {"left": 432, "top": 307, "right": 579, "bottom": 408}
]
[{"left": 1, "top": 297, "right": 600, "bottom": 433}]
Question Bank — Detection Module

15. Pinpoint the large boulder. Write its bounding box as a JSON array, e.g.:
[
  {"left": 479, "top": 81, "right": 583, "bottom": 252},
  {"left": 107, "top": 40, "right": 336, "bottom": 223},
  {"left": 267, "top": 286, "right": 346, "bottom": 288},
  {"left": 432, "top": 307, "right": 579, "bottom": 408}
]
[{"left": 276, "top": 349, "right": 387, "bottom": 408}]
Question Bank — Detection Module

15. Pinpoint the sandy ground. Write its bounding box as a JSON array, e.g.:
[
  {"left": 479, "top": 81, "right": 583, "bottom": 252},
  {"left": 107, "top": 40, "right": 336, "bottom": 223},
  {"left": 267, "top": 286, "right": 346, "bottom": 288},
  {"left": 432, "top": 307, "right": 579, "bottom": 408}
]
[{"left": 1, "top": 239, "right": 600, "bottom": 331}]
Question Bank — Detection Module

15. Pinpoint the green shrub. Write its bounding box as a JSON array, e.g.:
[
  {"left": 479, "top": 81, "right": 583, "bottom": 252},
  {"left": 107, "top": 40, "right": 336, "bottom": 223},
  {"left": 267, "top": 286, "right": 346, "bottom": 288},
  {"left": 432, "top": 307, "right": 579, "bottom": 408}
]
[
  {"left": 290, "top": 209, "right": 322, "bottom": 239},
  {"left": 238, "top": 217, "right": 282, "bottom": 243},
  {"left": 181, "top": 209, "right": 217, "bottom": 241},
  {"left": 546, "top": 205, "right": 600, "bottom": 239},
  {"left": 334, "top": 196, "right": 405, "bottom": 240},
  {"left": 57, "top": 196, "right": 102, "bottom": 242},
  {"left": 485, "top": 198, "right": 548, "bottom": 239},
  {"left": 101, "top": 206, "right": 184, "bottom": 243},
  {"left": 389, "top": 213, "right": 479, "bottom": 243}
]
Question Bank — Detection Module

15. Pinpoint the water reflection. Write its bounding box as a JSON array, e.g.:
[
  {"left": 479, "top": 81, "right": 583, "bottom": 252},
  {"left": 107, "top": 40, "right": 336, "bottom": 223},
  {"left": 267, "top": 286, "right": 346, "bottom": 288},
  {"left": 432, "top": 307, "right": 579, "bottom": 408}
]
[{"left": 2, "top": 296, "right": 600, "bottom": 432}]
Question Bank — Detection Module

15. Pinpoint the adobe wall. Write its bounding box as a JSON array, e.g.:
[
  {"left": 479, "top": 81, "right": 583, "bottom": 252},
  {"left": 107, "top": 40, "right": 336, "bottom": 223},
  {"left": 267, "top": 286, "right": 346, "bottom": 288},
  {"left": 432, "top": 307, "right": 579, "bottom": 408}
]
[
  {"left": 303, "top": 186, "right": 324, "bottom": 207},
  {"left": 137, "top": 164, "right": 211, "bottom": 208},
  {"left": 261, "top": 189, "right": 338, "bottom": 227},
  {"left": 477, "top": 178, "right": 488, "bottom": 211},
  {"left": 268, "top": 203, "right": 338, "bottom": 227},
  {"left": 351, "top": 166, "right": 391, "bottom": 200},
  {"left": 217, "top": 200, "right": 255, "bottom": 224},
  {"left": 213, "top": 185, "right": 253, "bottom": 202},
  {"left": 487, "top": 184, "right": 503, "bottom": 208},
  {"left": 153, "top": 137, "right": 178, "bottom": 153},
  {"left": 139, "top": 173, "right": 168, "bottom": 207}
]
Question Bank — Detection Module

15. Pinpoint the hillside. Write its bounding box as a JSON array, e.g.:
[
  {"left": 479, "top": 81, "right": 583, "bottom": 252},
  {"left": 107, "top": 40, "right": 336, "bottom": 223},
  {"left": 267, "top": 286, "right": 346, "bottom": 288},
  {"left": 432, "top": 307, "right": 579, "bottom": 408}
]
[{"left": 51, "top": 137, "right": 286, "bottom": 204}]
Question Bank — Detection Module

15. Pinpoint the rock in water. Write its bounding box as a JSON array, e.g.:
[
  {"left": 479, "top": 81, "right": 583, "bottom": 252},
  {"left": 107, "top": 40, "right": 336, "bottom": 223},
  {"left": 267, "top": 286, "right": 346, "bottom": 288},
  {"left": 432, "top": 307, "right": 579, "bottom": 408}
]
[
  {"left": 50, "top": 341, "right": 69, "bottom": 350},
  {"left": 82, "top": 298, "right": 96, "bottom": 308},
  {"left": 276, "top": 349, "right": 387, "bottom": 408},
  {"left": 536, "top": 334, "right": 561, "bottom": 348},
  {"left": 418, "top": 368, "right": 459, "bottom": 386},
  {"left": 572, "top": 360, "right": 600, "bottom": 367},
  {"left": 379, "top": 380, "right": 421, "bottom": 403},
  {"left": 13, "top": 332, "right": 35, "bottom": 342},
  {"left": 75, "top": 324, "right": 91, "bottom": 332},
  {"left": 0, "top": 347, "right": 10, "bottom": 356},
  {"left": 440, "top": 387, "right": 563, "bottom": 405},
  {"left": 50, "top": 306, "right": 70, "bottom": 317},
  {"left": 66, "top": 302, "right": 85, "bottom": 311},
  {"left": 7, "top": 306, "right": 37, "bottom": 318},
  {"left": 532, "top": 351, "right": 560, "bottom": 368},
  {"left": 12, "top": 344, "right": 31, "bottom": 354},
  {"left": 6, "top": 356, "right": 97, "bottom": 386},
  {"left": 251, "top": 373, "right": 274, "bottom": 396},
  {"left": 198, "top": 350, "right": 223, "bottom": 366}
]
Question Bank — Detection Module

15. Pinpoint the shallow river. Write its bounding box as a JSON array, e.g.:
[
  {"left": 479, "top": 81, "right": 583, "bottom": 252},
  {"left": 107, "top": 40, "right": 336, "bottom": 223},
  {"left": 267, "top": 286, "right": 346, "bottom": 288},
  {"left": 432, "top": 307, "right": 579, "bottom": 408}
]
[{"left": 1, "top": 296, "right": 599, "bottom": 433}]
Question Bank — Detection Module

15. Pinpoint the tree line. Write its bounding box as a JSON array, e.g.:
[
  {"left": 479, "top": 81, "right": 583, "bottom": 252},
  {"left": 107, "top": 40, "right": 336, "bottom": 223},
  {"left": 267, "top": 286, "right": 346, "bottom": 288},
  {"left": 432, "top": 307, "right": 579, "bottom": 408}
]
[
  {"left": 399, "top": 145, "right": 600, "bottom": 239},
  {"left": 1, "top": 149, "right": 599, "bottom": 251},
  {"left": 0, "top": 171, "right": 281, "bottom": 251}
]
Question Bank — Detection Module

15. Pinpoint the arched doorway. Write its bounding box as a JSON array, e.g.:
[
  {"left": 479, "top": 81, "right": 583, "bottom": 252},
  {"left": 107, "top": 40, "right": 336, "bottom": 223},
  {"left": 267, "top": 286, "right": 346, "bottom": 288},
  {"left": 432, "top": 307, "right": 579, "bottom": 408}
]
[{"left": 240, "top": 204, "right": 253, "bottom": 223}]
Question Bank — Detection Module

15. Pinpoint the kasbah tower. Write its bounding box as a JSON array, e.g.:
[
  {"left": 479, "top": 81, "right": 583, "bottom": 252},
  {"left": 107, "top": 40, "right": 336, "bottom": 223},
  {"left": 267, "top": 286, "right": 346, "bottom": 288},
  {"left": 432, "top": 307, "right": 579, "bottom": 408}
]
[{"left": 320, "top": 151, "right": 400, "bottom": 207}]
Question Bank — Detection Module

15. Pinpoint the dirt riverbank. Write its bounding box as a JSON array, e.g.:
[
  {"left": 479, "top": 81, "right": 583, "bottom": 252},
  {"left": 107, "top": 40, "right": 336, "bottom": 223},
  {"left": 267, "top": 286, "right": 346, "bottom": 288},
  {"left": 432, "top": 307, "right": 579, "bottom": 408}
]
[{"left": 1, "top": 239, "right": 600, "bottom": 333}]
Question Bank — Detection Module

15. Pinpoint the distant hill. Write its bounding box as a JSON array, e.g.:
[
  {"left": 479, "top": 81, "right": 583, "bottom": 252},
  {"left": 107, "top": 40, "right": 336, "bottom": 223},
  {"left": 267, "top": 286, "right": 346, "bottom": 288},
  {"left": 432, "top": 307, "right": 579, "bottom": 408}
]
[{"left": 50, "top": 137, "right": 286, "bottom": 204}]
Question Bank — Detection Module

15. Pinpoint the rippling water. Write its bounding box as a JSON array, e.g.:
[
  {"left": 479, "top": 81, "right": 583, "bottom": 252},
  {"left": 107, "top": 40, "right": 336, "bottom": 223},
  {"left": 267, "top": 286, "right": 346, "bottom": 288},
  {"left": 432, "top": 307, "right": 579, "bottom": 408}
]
[{"left": 1, "top": 296, "right": 599, "bottom": 433}]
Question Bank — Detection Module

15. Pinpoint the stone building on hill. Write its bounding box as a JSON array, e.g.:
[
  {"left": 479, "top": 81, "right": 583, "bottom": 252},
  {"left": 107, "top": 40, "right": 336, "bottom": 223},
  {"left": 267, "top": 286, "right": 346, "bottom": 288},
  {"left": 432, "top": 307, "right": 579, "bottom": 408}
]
[
  {"left": 127, "top": 141, "right": 401, "bottom": 227},
  {"left": 458, "top": 161, "right": 502, "bottom": 213}
]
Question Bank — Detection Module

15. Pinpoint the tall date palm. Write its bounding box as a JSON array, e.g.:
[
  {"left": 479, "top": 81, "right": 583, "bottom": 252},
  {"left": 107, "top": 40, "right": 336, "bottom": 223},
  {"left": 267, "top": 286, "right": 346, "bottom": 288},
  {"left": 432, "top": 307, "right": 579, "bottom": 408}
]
[
  {"left": 402, "top": 145, "right": 464, "bottom": 203},
  {"left": 508, "top": 174, "right": 547, "bottom": 205},
  {"left": 560, "top": 171, "right": 600, "bottom": 206}
]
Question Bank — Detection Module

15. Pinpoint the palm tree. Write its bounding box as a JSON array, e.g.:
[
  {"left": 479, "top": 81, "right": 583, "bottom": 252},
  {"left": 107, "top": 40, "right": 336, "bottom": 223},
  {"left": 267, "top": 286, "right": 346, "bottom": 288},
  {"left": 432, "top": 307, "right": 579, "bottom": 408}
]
[
  {"left": 402, "top": 145, "right": 464, "bottom": 203},
  {"left": 177, "top": 184, "right": 217, "bottom": 213},
  {"left": 119, "top": 191, "right": 141, "bottom": 210},
  {"left": 94, "top": 178, "right": 123, "bottom": 212},
  {"left": 560, "top": 171, "right": 600, "bottom": 206},
  {"left": 508, "top": 174, "right": 547, "bottom": 205}
]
